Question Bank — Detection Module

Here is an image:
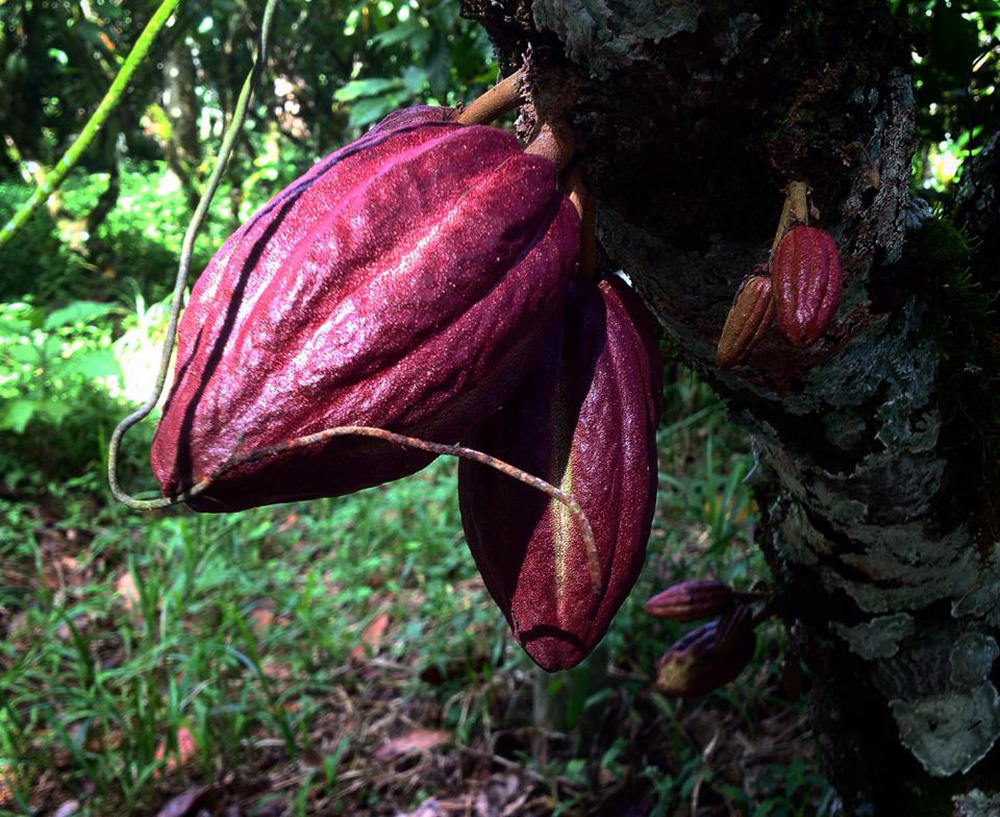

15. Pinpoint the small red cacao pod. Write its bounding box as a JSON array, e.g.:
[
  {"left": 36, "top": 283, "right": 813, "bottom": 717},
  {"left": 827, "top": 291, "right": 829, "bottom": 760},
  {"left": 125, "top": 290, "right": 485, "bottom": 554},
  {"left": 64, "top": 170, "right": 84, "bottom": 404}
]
[
  {"left": 644, "top": 579, "right": 735, "bottom": 622},
  {"left": 459, "top": 276, "right": 663, "bottom": 672},
  {"left": 771, "top": 225, "right": 842, "bottom": 347},
  {"left": 152, "top": 108, "right": 580, "bottom": 511},
  {"left": 715, "top": 275, "right": 775, "bottom": 367},
  {"left": 656, "top": 613, "right": 756, "bottom": 697}
]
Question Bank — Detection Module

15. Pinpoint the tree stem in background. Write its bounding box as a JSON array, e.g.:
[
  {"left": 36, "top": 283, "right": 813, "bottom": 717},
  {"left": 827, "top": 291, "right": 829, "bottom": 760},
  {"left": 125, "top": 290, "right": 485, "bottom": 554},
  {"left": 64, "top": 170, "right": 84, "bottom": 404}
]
[{"left": 0, "top": 0, "right": 181, "bottom": 251}]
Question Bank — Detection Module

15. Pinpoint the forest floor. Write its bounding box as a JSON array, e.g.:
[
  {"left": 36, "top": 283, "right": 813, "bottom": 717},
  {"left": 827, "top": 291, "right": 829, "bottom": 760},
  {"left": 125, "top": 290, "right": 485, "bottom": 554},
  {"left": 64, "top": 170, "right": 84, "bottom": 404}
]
[{"left": 0, "top": 366, "right": 833, "bottom": 817}]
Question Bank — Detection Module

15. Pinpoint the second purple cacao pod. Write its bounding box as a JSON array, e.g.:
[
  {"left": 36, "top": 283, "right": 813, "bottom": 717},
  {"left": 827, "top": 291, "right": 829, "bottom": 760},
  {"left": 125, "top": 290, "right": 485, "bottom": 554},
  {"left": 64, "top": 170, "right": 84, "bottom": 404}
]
[{"left": 459, "top": 276, "right": 663, "bottom": 671}]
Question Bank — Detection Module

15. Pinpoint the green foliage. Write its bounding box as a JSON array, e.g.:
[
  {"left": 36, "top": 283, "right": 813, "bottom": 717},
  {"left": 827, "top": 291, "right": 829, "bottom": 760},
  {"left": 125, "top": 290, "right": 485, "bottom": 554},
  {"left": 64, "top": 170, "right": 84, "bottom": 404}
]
[
  {"left": 0, "top": 298, "right": 127, "bottom": 487},
  {"left": 0, "top": 182, "right": 89, "bottom": 300},
  {"left": 0, "top": 462, "right": 481, "bottom": 810},
  {"left": 903, "top": 215, "right": 1000, "bottom": 546},
  {"left": 0, "top": 0, "right": 158, "bottom": 169},
  {"left": 895, "top": 0, "right": 1000, "bottom": 192}
]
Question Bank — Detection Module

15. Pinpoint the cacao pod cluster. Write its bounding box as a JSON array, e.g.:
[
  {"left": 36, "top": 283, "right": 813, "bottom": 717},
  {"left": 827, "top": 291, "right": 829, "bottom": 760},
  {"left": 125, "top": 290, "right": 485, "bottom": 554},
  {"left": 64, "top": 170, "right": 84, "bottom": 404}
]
[
  {"left": 152, "top": 100, "right": 663, "bottom": 671},
  {"left": 716, "top": 224, "right": 843, "bottom": 367},
  {"left": 645, "top": 579, "right": 761, "bottom": 697}
]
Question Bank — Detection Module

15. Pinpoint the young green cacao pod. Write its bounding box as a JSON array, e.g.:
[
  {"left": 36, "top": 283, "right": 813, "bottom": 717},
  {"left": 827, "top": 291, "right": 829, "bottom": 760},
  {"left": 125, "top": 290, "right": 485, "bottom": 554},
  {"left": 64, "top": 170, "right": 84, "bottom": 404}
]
[
  {"left": 458, "top": 276, "right": 663, "bottom": 672},
  {"left": 644, "top": 579, "right": 735, "bottom": 622},
  {"left": 656, "top": 606, "right": 756, "bottom": 697},
  {"left": 771, "top": 225, "right": 842, "bottom": 347},
  {"left": 716, "top": 275, "right": 775, "bottom": 367},
  {"left": 152, "top": 108, "right": 580, "bottom": 511}
]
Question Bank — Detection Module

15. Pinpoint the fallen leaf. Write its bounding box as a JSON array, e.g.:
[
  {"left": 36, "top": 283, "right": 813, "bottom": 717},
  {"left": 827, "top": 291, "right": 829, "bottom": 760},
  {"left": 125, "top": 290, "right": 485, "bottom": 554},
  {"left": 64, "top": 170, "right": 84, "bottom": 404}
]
[
  {"left": 0, "top": 763, "right": 13, "bottom": 805},
  {"left": 248, "top": 607, "right": 274, "bottom": 630},
  {"left": 155, "top": 785, "right": 211, "bottom": 817},
  {"left": 351, "top": 612, "right": 390, "bottom": 659},
  {"left": 261, "top": 661, "right": 293, "bottom": 680},
  {"left": 116, "top": 572, "right": 140, "bottom": 614},
  {"left": 155, "top": 725, "right": 198, "bottom": 774},
  {"left": 53, "top": 801, "right": 80, "bottom": 817},
  {"left": 42, "top": 555, "right": 88, "bottom": 590},
  {"left": 375, "top": 728, "right": 450, "bottom": 761}
]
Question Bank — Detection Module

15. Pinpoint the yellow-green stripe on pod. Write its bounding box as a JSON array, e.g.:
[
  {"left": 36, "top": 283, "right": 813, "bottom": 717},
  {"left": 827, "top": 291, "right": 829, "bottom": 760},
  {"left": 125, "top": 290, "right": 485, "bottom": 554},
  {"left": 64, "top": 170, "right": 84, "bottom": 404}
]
[{"left": 459, "top": 275, "right": 663, "bottom": 672}]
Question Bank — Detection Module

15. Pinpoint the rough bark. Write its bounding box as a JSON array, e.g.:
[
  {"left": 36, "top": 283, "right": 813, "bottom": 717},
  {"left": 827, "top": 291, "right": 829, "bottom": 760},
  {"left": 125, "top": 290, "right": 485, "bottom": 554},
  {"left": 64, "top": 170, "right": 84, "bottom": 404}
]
[{"left": 458, "top": 1, "right": 1000, "bottom": 813}]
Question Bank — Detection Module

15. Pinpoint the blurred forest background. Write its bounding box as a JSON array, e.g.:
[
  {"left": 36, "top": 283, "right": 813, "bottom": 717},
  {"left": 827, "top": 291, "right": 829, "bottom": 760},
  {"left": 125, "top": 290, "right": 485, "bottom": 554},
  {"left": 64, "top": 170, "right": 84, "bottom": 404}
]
[{"left": 0, "top": 1, "right": 997, "bottom": 814}]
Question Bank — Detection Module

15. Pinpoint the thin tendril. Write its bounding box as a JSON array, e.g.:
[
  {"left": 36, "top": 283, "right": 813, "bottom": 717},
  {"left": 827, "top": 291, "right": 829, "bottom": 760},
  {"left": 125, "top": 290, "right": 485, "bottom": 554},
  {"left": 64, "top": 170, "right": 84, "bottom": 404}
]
[
  {"left": 120, "top": 425, "right": 603, "bottom": 595},
  {"left": 107, "top": 0, "right": 280, "bottom": 506}
]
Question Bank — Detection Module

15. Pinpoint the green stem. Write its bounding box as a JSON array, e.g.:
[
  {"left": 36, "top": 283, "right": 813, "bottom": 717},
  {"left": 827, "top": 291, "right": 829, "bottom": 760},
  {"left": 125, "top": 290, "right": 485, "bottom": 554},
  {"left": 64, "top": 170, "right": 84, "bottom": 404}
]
[{"left": 0, "top": 0, "right": 182, "bottom": 250}]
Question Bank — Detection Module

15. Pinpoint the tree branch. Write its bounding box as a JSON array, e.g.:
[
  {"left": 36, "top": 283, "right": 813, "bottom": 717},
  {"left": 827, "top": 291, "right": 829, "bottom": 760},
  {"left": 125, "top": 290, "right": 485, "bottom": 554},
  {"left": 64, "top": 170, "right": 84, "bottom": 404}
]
[{"left": 0, "top": 0, "right": 181, "bottom": 251}]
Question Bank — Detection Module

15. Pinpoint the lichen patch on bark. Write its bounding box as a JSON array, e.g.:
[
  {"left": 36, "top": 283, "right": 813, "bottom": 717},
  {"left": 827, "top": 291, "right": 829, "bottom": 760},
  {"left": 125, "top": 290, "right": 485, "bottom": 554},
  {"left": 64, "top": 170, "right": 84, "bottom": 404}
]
[
  {"left": 891, "top": 683, "right": 1000, "bottom": 778},
  {"left": 832, "top": 613, "right": 916, "bottom": 661}
]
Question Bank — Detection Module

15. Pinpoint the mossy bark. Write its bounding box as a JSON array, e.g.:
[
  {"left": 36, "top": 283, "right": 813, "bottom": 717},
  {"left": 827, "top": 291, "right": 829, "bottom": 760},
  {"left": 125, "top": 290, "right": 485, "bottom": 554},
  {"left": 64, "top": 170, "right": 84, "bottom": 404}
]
[{"left": 458, "top": 0, "right": 1000, "bottom": 813}]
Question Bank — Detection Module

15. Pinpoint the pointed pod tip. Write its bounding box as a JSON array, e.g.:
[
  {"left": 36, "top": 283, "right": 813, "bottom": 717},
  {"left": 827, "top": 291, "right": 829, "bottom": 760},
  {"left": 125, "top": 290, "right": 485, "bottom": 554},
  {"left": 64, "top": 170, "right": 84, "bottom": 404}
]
[{"left": 519, "top": 627, "right": 590, "bottom": 672}]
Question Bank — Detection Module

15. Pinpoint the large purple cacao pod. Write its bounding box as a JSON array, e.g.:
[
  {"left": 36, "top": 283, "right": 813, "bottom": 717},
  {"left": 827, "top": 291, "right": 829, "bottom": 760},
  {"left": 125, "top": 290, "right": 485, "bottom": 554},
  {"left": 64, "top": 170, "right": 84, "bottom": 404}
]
[
  {"left": 152, "top": 108, "right": 579, "bottom": 511},
  {"left": 458, "top": 276, "right": 663, "bottom": 671}
]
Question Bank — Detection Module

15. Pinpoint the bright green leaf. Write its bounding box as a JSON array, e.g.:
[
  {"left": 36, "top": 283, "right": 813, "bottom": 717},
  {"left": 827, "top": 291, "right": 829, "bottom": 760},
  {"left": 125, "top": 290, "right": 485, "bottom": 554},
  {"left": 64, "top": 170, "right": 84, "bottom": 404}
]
[
  {"left": 401, "top": 65, "right": 428, "bottom": 94},
  {"left": 44, "top": 301, "right": 116, "bottom": 330},
  {"left": 36, "top": 400, "right": 72, "bottom": 425},
  {"left": 333, "top": 78, "right": 401, "bottom": 102},
  {"left": 61, "top": 350, "right": 121, "bottom": 379},
  {"left": 347, "top": 91, "right": 409, "bottom": 128},
  {"left": 0, "top": 398, "right": 37, "bottom": 433}
]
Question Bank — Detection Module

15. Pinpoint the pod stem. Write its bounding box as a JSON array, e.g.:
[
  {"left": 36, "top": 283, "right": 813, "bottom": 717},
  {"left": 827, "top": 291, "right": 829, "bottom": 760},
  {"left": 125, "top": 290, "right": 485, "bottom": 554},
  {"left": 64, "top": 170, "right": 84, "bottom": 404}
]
[
  {"left": 456, "top": 69, "right": 526, "bottom": 126},
  {"left": 125, "top": 425, "right": 603, "bottom": 595},
  {"left": 567, "top": 169, "right": 597, "bottom": 280},
  {"left": 525, "top": 123, "right": 574, "bottom": 171},
  {"left": 769, "top": 180, "right": 810, "bottom": 257}
]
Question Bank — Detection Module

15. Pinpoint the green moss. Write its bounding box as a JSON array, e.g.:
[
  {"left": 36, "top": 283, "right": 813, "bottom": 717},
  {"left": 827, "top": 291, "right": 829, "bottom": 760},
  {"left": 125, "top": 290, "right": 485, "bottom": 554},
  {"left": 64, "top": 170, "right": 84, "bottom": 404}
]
[
  {"left": 903, "top": 215, "right": 974, "bottom": 274},
  {"left": 904, "top": 216, "right": 1000, "bottom": 550}
]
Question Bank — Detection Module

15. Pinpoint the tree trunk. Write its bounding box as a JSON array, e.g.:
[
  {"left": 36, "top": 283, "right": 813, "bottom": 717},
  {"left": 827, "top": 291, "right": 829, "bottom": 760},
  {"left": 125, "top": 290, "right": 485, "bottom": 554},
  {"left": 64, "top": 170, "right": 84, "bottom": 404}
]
[
  {"left": 458, "top": 1, "right": 1000, "bottom": 813},
  {"left": 162, "top": 42, "right": 203, "bottom": 210}
]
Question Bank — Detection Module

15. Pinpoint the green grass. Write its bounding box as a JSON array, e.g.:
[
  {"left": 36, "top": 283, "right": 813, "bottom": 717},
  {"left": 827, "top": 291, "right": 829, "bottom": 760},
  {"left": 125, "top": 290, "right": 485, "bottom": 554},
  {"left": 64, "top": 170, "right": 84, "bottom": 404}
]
[{"left": 0, "top": 368, "right": 832, "bottom": 816}]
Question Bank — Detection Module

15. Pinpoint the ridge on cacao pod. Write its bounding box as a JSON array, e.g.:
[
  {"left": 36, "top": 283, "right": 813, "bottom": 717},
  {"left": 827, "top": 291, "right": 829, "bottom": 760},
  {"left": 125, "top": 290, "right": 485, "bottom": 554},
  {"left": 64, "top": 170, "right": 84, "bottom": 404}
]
[
  {"left": 459, "top": 275, "right": 663, "bottom": 672},
  {"left": 151, "top": 106, "right": 580, "bottom": 512}
]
